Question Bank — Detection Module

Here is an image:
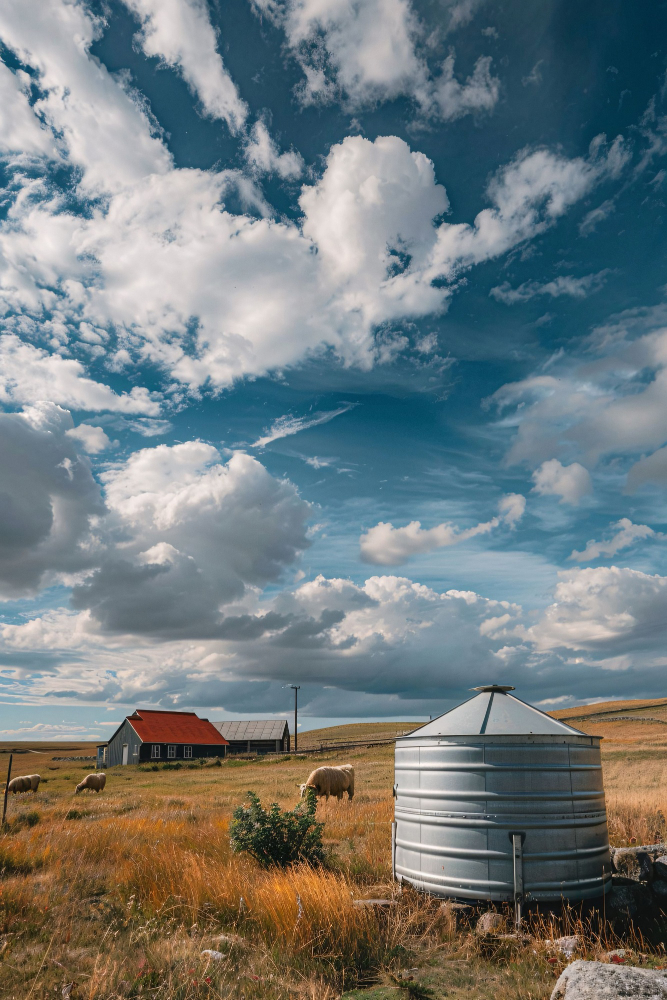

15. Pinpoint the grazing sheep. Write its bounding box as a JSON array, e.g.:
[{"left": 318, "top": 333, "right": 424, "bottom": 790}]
[
  {"left": 75, "top": 773, "right": 106, "bottom": 794},
  {"left": 28, "top": 774, "right": 40, "bottom": 792},
  {"left": 299, "top": 765, "right": 354, "bottom": 801},
  {"left": 7, "top": 775, "right": 33, "bottom": 794}
]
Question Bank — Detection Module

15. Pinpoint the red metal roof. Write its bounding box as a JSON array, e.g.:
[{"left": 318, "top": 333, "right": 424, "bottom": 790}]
[{"left": 127, "top": 710, "right": 228, "bottom": 745}]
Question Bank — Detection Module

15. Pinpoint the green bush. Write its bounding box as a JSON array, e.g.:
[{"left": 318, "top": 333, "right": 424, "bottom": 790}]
[{"left": 230, "top": 789, "right": 324, "bottom": 868}]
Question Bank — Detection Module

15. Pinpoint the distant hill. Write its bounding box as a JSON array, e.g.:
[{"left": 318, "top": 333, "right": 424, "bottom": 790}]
[
  {"left": 550, "top": 698, "right": 667, "bottom": 720},
  {"left": 299, "top": 721, "right": 423, "bottom": 747}
]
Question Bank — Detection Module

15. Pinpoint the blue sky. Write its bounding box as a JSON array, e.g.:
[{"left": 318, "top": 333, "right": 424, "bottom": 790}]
[{"left": 1, "top": 0, "right": 667, "bottom": 740}]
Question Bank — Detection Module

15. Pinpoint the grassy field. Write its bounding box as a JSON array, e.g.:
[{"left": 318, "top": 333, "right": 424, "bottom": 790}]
[{"left": 1, "top": 711, "right": 667, "bottom": 999}]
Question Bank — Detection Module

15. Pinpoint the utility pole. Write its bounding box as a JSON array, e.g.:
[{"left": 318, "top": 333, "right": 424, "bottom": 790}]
[{"left": 290, "top": 685, "right": 300, "bottom": 752}]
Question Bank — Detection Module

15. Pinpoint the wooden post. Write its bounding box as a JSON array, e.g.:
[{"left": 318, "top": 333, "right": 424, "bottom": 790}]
[{"left": 2, "top": 753, "right": 13, "bottom": 826}]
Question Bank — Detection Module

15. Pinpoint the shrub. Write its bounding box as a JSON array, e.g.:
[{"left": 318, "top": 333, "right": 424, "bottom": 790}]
[
  {"left": 230, "top": 789, "right": 324, "bottom": 868},
  {"left": 10, "top": 811, "right": 40, "bottom": 831}
]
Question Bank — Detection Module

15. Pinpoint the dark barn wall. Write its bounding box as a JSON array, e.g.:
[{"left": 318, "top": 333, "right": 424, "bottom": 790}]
[
  {"left": 226, "top": 739, "right": 286, "bottom": 755},
  {"left": 137, "top": 743, "right": 226, "bottom": 761}
]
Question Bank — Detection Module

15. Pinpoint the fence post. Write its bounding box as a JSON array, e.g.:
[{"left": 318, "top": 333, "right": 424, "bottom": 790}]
[{"left": 2, "top": 753, "right": 13, "bottom": 826}]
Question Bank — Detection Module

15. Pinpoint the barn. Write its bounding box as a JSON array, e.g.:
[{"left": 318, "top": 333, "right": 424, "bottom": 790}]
[
  {"left": 212, "top": 719, "right": 290, "bottom": 755},
  {"left": 102, "top": 709, "right": 229, "bottom": 766}
]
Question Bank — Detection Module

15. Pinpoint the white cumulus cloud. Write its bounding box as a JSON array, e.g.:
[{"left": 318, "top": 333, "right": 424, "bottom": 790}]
[
  {"left": 531, "top": 459, "right": 592, "bottom": 505},
  {"left": 66, "top": 424, "right": 112, "bottom": 455},
  {"left": 359, "top": 493, "right": 525, "bottom": 565}
]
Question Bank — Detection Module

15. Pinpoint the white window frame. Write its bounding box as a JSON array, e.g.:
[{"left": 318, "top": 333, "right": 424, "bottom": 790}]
[
  {"left": 151, "top": 744, "right": 161, "bottom": 758},
  {"left": 167, "top": 745, "right": 176, "bottom": 759},
  {"left": 184, "top": 745, "right": 193, "bottom": 758}
]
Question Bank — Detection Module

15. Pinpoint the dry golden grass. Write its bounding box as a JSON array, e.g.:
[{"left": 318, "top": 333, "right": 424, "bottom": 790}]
[
  {"left": 551, "top": 698, "right": 667, "bottom": 720},
  {"left": 1, "top": 733, "right": 667, "bottom": 999}
]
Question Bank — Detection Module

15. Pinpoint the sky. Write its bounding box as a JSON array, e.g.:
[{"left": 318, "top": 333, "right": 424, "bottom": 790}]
[{"left": 1, "top": 0, "right": 667, "bottom": 741}]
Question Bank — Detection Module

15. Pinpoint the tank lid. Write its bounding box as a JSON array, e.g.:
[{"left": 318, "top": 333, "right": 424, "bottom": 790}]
[
  {"left": 472, "top": 684, "right": 515, "bottom": 693},
  {"left": 405, "top": 686, "right": 586, "bottom": 737}
]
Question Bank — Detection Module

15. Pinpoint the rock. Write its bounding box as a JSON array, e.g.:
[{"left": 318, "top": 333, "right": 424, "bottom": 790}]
[
  {"left": 551, "top": 960, "right": 667, "bottom": 1000},
  {"left": 210, "top": 933, "right": 246, "bottom": 947},
  {"left": 639, "top": 853, "right": 655, "bottom": 883},
  {"left": 612, "top": 845, "right": 667, "bottom": 880},
  {"left": 201, "top": 950, "right": 224, "bottom": 961},
  {"left": 654, "top": 856, "right": 667, "bottom": 881},
  {"left": 606, "top": 883, "right": 656, "bottom": 920},
  {"left": 546, "top": 936, "right": 581, "bottom": 958},
  {"left": 476, "top": 911, "right": 506, "bottom": 936}
]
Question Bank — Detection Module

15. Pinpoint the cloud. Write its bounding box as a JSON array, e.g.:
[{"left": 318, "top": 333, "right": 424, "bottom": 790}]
[
  {"left": 487, "top": 320, "right": 667, "bottom": 471},
  {"left": 71, "top": 445, "right": 311, "bottom": 638},
  {"left": 252, "top": 404, "right": 356, "bottom": 448},
  {"left": 243, "top": 121, "right": 303, "bottom": 179},
  {"left": 66, "top": 424, "right": 112, "bottom": 455},
  {"left": 531, "top": 459, "right": 592, "bottom": 504},
  {"left": 526, "top": 565, "right": 667, "bottom": 654},
  {"left": 0, "top": 0, "right": 171, "bottom": 194},
  {"left": 0, "top": 336, "right": 160, "bottom": 415},
  {"left": 569, "top": 518, "right": 658, "bottom": 562},
  {"left": 0, "top": 722, "right": 96, "bottom": 739},
  {"left": 251, "top": 0, "right": 499, "bottom": 119},
  {"left": 422, "top": 138, "right": 628, "bottom": 287},
  {"left": 490, "top": 270, "right": 610, "bottom": 304},
  {"left": 0, "top": 403, "right": 105, "bottom": 598},
  {"left": 0, "top": 572, "right": 527, "bottom": 710},
  {"left": 579, "top": 198, "right": 615, "bottom": 236},
  {"left": 0, "top": 0, "right": 629, "bottom": 401},
  {"left": 522, "top": 60, "right": 543, "bottom": 87},
  {"left": 7, "top": 560, "right": 667, "bottom": 714},
  {"left": 359, "top": 493, "right": 525, "bottom": 565},
  {"left": 121, "top": 0, "right": 247, "bottom": 133},
  {"left": 0, "top": 60, "right": 58, "bottom": 162}
]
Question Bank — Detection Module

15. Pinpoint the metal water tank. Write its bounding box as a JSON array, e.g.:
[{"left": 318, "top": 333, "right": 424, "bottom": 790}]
[{"left": 393, "top": 685, "right": 611, "bottom": 905}]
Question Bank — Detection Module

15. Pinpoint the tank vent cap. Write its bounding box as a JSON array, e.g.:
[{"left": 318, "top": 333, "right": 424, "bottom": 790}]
[{"left": 471, "top": 684, "right": 515, "bottom": 693}]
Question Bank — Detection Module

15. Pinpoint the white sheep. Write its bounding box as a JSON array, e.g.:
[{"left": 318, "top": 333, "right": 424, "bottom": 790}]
[
  {"left": 75, "top": 773, "right": 106, "bottom": 794},
  {"left": 28, "top": 774, "right": 40, "bottom": 792},
  {"left": 7, "top": 775, "right": 33, "bottom": 794},
  {"left": 298, "top": 764, "right": 354, "bottom": 801}
]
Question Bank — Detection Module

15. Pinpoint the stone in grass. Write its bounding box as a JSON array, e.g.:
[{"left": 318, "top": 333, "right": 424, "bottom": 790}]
[
  {"left": 607, "top": 883, "right": 655, "bottom": 920},
  {"left": 546, "top": 936, "right": 581, "bottom": 958},
  {"left": 551, "top": 960, "right": 667, "bottom": 1000},
  {"left": 201, "top": 950, "right": 225, "bottom": 961},
  {"left": 475, "top": 911, "right": 506, "bottom": 936}
]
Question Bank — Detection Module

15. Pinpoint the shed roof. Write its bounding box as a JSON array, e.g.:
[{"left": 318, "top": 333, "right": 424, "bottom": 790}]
[
  {"left": 408, "top": 685, "right": 586, "bottom": 737},
  {"left": 212, "top": 720, "right": 289, "bottom": 741},
  {"left": 126, "top": 710, "right": 228, "bottom": 745}
]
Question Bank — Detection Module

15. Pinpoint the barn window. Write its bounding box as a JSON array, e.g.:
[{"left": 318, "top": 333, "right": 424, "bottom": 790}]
[
  {"left": 167, "top": 745, "right": 176, "bottom": 758},
  {"left": 151, "top": 744, "right": 161, "bottom": 758},
  {"left": 184, "top": 746, "right": 192, "bottom": 758}
]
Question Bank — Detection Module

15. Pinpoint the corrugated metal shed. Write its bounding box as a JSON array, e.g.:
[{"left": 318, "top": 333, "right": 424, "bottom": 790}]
[{"left": 213, "top": 720, "right": 288, "bottom": 741}]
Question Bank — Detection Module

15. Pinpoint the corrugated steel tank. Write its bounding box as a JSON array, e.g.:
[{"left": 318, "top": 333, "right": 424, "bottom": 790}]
[{"left": 393, "top": 685, "right": 611, "bottom": 903}]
